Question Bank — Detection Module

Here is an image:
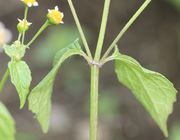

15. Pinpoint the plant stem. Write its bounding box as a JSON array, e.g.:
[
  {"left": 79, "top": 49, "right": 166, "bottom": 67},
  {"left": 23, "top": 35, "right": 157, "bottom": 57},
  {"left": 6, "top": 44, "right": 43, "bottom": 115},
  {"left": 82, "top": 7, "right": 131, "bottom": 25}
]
[
  {"left": 101, "top": 0, "right": 151, "bottom": 61},
  {"left": 94, "top": 0, "right": 111, "bottom": 61},
  {"left": 22, "top": 6, "right": 29, "bottom": 44},
  {"left": 90, "top": 65, "right": 99, "bottom": 140},
  {"left": 67, "top": 0, "right": 93, "bottom": 60},
  {"left": 18, "top": 33, "right": 22, "bottom": 41},
  {"left": 27, "top": 20, "right": 50, "bottom": 47},
  {"left": 0, "top": 69, "right": 10, "bottom": 93}
]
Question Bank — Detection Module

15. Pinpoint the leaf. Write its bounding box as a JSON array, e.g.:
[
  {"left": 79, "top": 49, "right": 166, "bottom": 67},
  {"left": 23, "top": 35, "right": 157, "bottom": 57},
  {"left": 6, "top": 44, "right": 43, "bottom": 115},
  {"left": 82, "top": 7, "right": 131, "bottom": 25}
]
[
  {"left": 8, "top": 60, "right": 32, "bottom": 109},
  {"left": 53, "top": 39, "right": 81, "bottom": 66},
  {"left": 4, "top": 41, "right": 26, "bottom": 60},
  {"left": 168, "top": 122, "right": 180, "bottom": 140},
  {"left": 28, "top": 40, "right": 84, "bottom": 133},
  {"left": 114, "top": 48, "right": 177, "bottom": 137},
  {"left": 0, "top": 102, "right": 15, "bottom": 140},
  {"left": 166, "top": 0, "right": 180, "bottom": 11}
]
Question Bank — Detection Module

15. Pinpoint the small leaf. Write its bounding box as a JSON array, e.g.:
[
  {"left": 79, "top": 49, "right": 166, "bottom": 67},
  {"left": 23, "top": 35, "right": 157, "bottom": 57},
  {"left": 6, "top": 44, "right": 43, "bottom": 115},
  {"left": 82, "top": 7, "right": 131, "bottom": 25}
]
[
  {"left": 28, "top": 40, "right": 84, "bottom": 133},
  {"left": 114, "top": 48, "right": 177, "bottom": 137},
  {"left": 4, "top": 41, "right": 26, "bottom": 60},
  {"left": 0, "top": 102, "right": 15, "bottom": 140},
  {"left": 8, "top": 60, "right": 32, "bottom": 108}
]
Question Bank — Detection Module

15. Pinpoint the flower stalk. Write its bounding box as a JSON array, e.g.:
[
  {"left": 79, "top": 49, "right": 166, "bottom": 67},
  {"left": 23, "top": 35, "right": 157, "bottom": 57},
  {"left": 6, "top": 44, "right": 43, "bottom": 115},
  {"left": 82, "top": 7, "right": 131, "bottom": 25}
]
[
  {"left": 22, "top": 6, "right": 29, "bottom": 44},
  {"left": 101, "top": 0, "right": 151, "bottom": 61},
  {"left": 67, "top": 0, "right": 93, "bottom": 60},
  {"left": 27, "top": 21, "right": 50, "bottom": 47},
  {"left": 94, "top": 0, "right": 111, "bottom": 61}
]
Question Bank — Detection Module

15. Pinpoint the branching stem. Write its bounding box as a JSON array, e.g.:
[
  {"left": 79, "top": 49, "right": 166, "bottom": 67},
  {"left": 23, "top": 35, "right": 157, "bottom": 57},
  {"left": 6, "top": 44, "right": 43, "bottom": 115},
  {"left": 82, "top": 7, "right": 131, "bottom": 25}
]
[
  {"left": 66, "top": 1, "right": 151, "bottom": 140},
  {"left": 101, "top": 0, "right": 151, "bottom": 61}
]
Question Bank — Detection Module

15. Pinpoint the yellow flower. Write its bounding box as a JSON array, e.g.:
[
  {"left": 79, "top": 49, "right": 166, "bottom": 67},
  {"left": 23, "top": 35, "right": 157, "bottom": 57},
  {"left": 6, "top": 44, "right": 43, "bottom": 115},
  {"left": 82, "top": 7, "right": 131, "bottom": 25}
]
[
  {"left": 47, "top": 6, "right": 64, "bottom": 25},
  {"left": 21, "top": 0, "right": 38, "bottom": 7},
  {"left": 17, "top": 19, "right": 32, "bottom": 33}
]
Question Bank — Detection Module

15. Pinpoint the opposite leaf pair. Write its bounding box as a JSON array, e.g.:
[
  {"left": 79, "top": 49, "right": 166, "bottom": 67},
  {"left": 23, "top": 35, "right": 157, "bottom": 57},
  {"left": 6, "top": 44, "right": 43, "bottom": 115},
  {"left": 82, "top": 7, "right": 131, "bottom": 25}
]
[{"left": 28, "top": 39, "right": 177, "bottom": 137}]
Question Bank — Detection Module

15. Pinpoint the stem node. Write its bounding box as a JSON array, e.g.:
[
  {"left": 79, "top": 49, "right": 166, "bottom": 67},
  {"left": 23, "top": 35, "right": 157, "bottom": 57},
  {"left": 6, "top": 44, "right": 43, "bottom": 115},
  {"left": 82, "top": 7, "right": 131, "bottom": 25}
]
[{"left": 89, "top": 60, "right": 103, "bottom": 68}]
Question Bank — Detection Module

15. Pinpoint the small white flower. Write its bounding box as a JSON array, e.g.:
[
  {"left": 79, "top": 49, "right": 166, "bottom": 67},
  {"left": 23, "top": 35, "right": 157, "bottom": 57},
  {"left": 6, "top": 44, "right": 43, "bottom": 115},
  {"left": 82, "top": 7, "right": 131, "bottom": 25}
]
[
  {"left": 0, "top": 22, "right": 12, "bottom": 52},
  {"left": 21, "top": 0, "right": 39, "bottom": 7}
]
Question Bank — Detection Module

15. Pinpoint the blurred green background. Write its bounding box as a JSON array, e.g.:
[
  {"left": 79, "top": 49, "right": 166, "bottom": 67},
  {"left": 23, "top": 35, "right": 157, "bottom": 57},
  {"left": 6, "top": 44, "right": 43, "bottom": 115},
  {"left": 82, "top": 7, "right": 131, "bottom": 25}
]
[{"left": 1, "top": 0, "right": 180, "bottom": 140}]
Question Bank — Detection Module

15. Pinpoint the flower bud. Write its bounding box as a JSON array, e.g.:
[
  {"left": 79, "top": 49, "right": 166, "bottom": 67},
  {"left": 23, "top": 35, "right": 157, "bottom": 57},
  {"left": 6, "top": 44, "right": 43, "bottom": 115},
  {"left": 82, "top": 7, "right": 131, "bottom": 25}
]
[
  {"left": 17, "top": 19, "right": 32, "bottom": 33},
  {"left": 47, "top": 6, "right": 64, "bottom": 25}
]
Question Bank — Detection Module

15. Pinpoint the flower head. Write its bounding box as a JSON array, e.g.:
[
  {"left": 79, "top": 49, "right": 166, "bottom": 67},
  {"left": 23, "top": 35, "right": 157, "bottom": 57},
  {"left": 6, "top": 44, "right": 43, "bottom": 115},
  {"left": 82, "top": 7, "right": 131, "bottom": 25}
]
[
  {"left": 0, "top": 22, "right": 12, "bottom": 52},
  {"left": 17, "top": 19, "right": 32, "bottom": 33},
  {"left": 21, "top": 0, "right": 38, "bottom": 7},
  {"left": 47, "top": 6, "right": 64, "bottom": 25}
]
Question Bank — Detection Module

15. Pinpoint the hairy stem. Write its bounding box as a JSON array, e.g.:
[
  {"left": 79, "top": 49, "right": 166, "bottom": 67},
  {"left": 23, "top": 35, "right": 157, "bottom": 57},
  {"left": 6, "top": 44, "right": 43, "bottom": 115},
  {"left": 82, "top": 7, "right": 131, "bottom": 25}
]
[
  {"left": 94, "top": 0, "right": 111, "bottom": 61},
  {"left": 0, "top": 69, "right": 10, "bottom": 93},
  {"left": 101, "top": 0, "right": 151, "bottom": 61},
  {"left": 67, "top": 0, "right": 93, "bottom": 60},
  {"left": 90, "top": 65, "right": 99, "bottom": 140},
  {"left": 27, "top": 20, "right": 50, "bottom": 47}
]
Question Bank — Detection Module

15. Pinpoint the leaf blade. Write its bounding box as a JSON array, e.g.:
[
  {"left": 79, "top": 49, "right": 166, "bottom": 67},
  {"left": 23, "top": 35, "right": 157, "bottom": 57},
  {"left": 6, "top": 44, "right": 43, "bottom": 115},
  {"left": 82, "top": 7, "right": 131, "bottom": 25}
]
[
  {"left": 28, "top": 40, "right": 84, "bottom": 133},
  {"left": 8, "top": 60, "right": 32, "bottom": 108},
  {"left": 114, "top": 49, "right": 177, "bottom": 137},
  {"left": 0, "top": 102, "right": 15, "bottom": 140}
]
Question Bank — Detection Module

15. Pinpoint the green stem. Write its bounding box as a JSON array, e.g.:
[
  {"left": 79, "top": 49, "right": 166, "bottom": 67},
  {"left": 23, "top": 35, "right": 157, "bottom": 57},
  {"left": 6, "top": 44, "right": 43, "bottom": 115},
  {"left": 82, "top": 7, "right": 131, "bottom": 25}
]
[
  {"left": 27, "top": 21, "right": 50, "bottom": 47},
  {"left": 18, "top": 33, "right": 22, "bottom": 41},
  {"left": 67, "top": 0, "right": 93, "bottom": 60},
  {"left": 90, "top": 65, "right": 99, "bottom": 140},
  {"left": 0, "top": 69, "right": 10, "bottom": 93},
  {"left": 94, "top": 0, "right": 111, "bottom": 61},
  {"left": 22, "top": 6, "right": 29, "bottom": 44},
  {"left": 101, "top": 0, "right": 151, "bottom": 61}
]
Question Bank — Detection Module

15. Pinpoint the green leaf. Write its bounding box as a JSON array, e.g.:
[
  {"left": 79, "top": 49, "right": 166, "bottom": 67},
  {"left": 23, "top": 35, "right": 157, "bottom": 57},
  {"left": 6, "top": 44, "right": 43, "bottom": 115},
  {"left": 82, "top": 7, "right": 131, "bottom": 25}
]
[
  {"left": 0, "top": 102, "right": 15, "bottom": 140},
  {"left": 4, "top": 41, "right": 26, "bottom": 60},
  {"left": 169, "top": 122, "right": 180, "bottom": 140},
  {"left": 53, "top": 39, "right": 81, "bottom": 66},
  {"left": 28, "top": 40, "right": 84, "bottom": 133},
  {"left": 8, "top": 60, "right": 32, "bottom": 109},
  {"left": 166, "top": 0, "right": 180, "bottom": 11},
  {"left": 114, "top": 48, "right": 177, "bottom": 137}
]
